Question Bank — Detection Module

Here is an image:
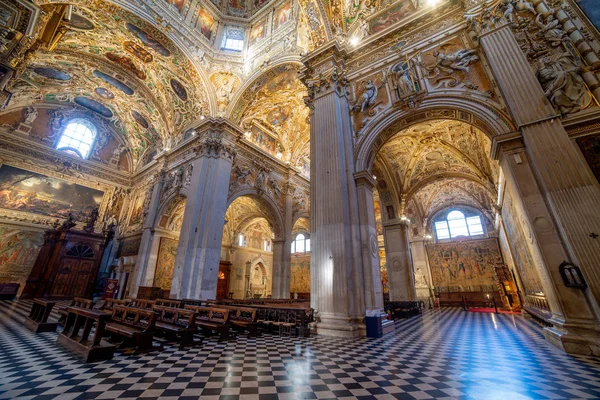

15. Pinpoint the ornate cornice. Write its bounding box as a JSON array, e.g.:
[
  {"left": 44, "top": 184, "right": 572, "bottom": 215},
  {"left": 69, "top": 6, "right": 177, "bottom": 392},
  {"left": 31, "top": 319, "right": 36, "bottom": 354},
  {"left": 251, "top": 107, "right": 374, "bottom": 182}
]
[{"left": 490, "top": 130, "right": 525, "bottom": 159}]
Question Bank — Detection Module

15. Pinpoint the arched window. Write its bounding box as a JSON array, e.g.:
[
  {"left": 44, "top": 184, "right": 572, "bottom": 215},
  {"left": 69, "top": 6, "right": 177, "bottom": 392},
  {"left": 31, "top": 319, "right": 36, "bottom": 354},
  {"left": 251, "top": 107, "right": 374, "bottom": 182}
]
[
  {"left": 291, "top": 233, "right": 310, "bottom": 254},
  {"left": 238, "top": 233, "right": 246, "bottom": 247},
  {"left": 56, "top": 118, "right": 96, "bottom": 159},
  {"left": 434, "top": 210, "right": 484, "bottom": 240}
]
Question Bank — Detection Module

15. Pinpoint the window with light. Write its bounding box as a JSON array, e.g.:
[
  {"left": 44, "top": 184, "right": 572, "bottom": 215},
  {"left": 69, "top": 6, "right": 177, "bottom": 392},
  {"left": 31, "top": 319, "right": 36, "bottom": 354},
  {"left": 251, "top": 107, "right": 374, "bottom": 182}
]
[
  {"left": 56, "top": 119, "right": 96, "bottom": 159},
  {"left": 291, "top": 233, "right": 310, "bottom": 254},
  {"left": 221, "top": 27, "right": 245, "bottom": 52},
  {"left": 434, "top": 210, "right": 484, "bottom": 240},
  {"left": 238, "top": 233, "right": 246, "bottom": 247}
]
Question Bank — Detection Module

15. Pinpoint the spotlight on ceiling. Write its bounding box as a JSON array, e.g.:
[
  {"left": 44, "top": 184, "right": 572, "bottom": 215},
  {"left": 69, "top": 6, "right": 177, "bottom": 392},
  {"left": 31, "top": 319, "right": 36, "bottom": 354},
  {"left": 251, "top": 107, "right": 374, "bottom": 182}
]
[
  {"left": 350, "top": 36, "right": 360, "bottom": 46},
  {"left": 200, "top": 115, "right": 205, "bottom": 120},
  {"left": 400, "top": 215, "right": 408, "bottom": 221},
  {"left": 425, "top": 234, "right": 433, "bottom": 239},
  {"left": 426, "top": 0, "right": 441, "bottom": 7}
]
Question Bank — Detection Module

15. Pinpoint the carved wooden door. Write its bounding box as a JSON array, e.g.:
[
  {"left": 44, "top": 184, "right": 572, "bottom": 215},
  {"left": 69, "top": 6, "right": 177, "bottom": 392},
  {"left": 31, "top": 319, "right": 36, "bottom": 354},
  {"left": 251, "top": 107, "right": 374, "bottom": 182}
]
[{"left": 49, "top": 244, "right": 96, "bottom": 299}]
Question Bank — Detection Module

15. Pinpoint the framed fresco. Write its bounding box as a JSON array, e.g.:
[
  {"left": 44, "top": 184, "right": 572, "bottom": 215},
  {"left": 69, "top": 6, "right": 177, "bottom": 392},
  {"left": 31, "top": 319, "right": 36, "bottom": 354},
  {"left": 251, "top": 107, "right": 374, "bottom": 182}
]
[
  {"left": 166, "top": 0, "right": 187, "bottom": 13},
  {"left": 197, "top": 9, "right": 216, "bottom": 41},
  {"left": 369, "top": 1, "right": 414, "bottom": 34},
  {"left": 227, "top": 0, "right": 246, "bottom": 17},
  {"left": 249, "top": 19, "right": 267, "bottom": 46},
  {"left": 249, "top": 124, "right": 278, "bottom": 155},
  {"left": 0, "top": 226, "right": 44, "bottom": 293},
  {"left": 0, "top": 164, "right": 104, "bottom": 222},
  {"left": 153, "top": 237, "right": 178, "bottom": 290},
  {"left": 274, "top": 0, "right": 292, "bottom": 30}
]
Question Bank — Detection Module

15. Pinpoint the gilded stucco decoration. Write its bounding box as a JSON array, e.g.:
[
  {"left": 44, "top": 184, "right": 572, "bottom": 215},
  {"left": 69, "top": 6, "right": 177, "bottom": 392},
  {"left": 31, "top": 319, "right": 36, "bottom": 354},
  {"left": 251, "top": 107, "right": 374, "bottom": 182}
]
[
  {"left": 375, "top": 120, "right": 498, "bottom": 231},
  {"left": 232, "top": 65, "right": 310, "bottom": 169},
  {"left": 210, "top": 72, "right": 241, "bottom": 117},
  {"left": 223, "top": 196, "right": 275, "bottom": 246},
  {"left": 6, "top": 1, "right": 208, "bottom": 165}
]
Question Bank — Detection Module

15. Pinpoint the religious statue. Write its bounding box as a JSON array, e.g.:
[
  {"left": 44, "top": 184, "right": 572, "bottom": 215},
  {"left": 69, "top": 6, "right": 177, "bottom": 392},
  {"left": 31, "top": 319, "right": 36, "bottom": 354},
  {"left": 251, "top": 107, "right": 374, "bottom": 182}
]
[
  {"left": 60, "top": 212, "right": 76, "bottom": 231},
  {"left": 216, "top": 77, "right": 235, "bottom": 113},
  {"left": 536, "top": 55, "right": 590, "bottom": 115},
  {"left": 514, "top": 0, "right": 535, "bottom": 13},
  {"left": 268, "top": 176, "right": 282, "bottom": 198},
  {"left": 431, "top": 49, "right": 480, "bottom": 73},
  {"left": 355, "top": 80, "right": 378, "bottom": 112},
  {"left": 394, "top": 67, "right": 415, "bottom": 98},
  {"left": 535, "top": 12, "right": 566, "bottom": 47},
  {"left": 84, "top": 207, "right": 100, "bottom": 233},
  {"left": 112, "top": 144, "right": 126, "bottom": 160},
  {"left": 23, "top": 106, "right": 38, "bottom": 125},
  {"left": 498, "top": 0, "right": 515, "bottom": 24},
  {"left": 282, "top": 35, "right": 293, "bottom": 51}
]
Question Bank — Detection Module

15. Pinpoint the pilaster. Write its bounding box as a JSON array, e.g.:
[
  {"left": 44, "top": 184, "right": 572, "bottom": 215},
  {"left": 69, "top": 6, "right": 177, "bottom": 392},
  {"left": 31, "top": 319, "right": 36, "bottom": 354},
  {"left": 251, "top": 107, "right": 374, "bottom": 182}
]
[{"left": 382, "top": 221, "right": 415, "bottom": 301}]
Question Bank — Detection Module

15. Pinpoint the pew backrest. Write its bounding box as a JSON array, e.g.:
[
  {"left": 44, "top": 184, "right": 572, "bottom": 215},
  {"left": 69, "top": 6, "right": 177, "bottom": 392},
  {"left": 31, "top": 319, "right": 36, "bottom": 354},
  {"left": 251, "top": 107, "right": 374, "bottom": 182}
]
[
  {"left": 111, "top": 305, "right": 157, "bottom": 333},
  {"left": 154, "top": 305, "right": 196, "bottom": 328}
]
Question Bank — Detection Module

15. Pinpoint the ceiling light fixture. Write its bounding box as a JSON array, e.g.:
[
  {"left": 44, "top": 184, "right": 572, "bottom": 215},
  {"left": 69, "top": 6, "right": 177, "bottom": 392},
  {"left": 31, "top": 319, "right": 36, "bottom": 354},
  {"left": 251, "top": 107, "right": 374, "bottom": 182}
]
[
  {"left": 426, "top": 0, "right": 441, "bottom": 7},
  {"left": 350, "top": 36, "right": 360, "bottom": 46}
]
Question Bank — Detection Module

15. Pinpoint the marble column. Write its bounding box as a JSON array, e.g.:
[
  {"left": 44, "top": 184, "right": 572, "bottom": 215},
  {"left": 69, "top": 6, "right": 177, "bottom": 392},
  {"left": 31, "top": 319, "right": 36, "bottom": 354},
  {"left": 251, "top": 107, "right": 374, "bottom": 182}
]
[
  {"left": 354, "top": 171, "right": 384, "bottom": 312},
  {"left": 128, "top": 170, "right": 166, "bottom": 297},
  {"left": 279, "top": 183, "right": 295, "bottom": 299},
  {"left": 270, "top": 238, "right": 285, "bottom": 298},
  {"left": 382, "top": 221, "right": 415, "bottom": 301},
  {"left": 480, "top": 23, "right": 600, "bottom": 354},
  {"left": 170, "top": 130, "right": 237, "bottom": 300},
  {"left": 301, "top": 45, "right": 367, "bottom": 337}
]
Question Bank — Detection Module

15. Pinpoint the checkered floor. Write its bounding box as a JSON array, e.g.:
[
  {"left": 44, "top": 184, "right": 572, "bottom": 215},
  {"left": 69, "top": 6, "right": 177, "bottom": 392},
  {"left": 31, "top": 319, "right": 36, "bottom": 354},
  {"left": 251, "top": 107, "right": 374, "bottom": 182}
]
[{"left": 2, "top": 301, "right": 600, "bottom": 400}]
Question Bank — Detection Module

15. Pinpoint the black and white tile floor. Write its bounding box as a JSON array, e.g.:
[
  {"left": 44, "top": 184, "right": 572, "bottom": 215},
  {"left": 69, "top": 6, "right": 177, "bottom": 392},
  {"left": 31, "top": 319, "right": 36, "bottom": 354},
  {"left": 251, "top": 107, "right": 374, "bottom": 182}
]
[{"left": 2, "top": 300, "right": 600, "bottom": 400}]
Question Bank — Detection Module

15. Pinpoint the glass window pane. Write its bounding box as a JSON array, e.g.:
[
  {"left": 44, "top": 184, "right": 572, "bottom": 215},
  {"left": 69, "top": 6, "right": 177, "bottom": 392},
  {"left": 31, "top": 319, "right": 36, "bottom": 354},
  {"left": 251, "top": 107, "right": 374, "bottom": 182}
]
[
  {"left": 291, "top": 241, "right": 295, "bottom": 253},
  {"left": 56, "top": 119, "right": 96, "bottom": 158},
  {"left": 305, "top": 238, "right": 310, "bottom": 252},
  {"left": 447, "top": 210, "right": 465, "bottom": 220},
  {"left": 297, "top": 239, "right": 305, "bottom": 253},
  {"left": 436, "top": 229, "right": 450, "bottom": 239}
]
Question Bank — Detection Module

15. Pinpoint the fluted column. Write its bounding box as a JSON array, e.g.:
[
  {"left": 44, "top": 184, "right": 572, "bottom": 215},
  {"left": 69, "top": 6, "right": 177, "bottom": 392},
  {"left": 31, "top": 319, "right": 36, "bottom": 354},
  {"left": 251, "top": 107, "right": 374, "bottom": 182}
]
[
  {"left": 383, "top": 221, "right": 415, "bottom": 301},
  {"left": 170, "top": 128, "right": 237, "bottom": 300},
  {"left": 128, "top": 169, "right": 166, "bottom": 297},
  {"left": 301, "top": 44, "right": 367, "bottom": 337},
  {"left": 481, "top": 23, "right": 600, "bottom": 354},
  {"left": 354, "top": 171, "right": 385, "bottom": 312}
]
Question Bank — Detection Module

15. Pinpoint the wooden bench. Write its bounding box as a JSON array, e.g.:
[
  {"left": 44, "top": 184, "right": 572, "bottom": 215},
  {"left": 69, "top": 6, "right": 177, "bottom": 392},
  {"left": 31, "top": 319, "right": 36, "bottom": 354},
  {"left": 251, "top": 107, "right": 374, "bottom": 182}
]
[
  {"left": 0, "top": 283, "right": 19, "bottom": 300},
  {"left": 155, "top": 298, "right": 182, "bottom": 308},
  {"left": 57, "top": 307, "right": 116, "bottom": 363},
  {"left": 25, "top": 298, "right": 58, "bottom": 333},
  {"left": 184, "top": 305, "right": 230, "bottom": 341},
  {"left": 97, "top": 298, "right": 130, "bottom": 314},
  {"left": 128, "top": 298, "right": 156, "bottom": 309},
  {"left": 181, "top": 298, "right": 206, "bottom": 307},
  {"left": 105, "top": 306, "right": 158, "bottom": 353},
  {"left": 153, "top": 305, "right": 199, "bottom": 349},
  {"left": 58, "top": 298, "right": 95, "bottom": 323},
  {"left": 221, "top": 306, "right": 258, "bottom": 336}
]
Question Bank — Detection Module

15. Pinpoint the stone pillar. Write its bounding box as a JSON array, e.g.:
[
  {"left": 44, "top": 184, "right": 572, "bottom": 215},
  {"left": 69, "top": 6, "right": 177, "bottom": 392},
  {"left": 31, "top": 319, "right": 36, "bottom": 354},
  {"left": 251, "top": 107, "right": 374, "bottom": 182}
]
[
  {"left": 301, "top": 44, "right": 367, "bottom": 337},
  {"left": 170, "top": 129, "right": 237, "bottom": 299},
  {"left": 410, "top": 238, "right": 433, "bottom": 302},
  {"left": 278, "top": 182, "right": 295, "bottom": 299},
  {"left": 271, "top": 238, "right": 285, "bottom": 298},
  {"left": 128, "top": 170, "right": 166, "bottom": 297},
  {"left": 382, "top": 221, "right": 415, "bottom": 301},
  {"left": 480, "top": 23, "right": 600, "bottom": 354},
  {"left": 354, "top": 171, "right": 384, "bottom": 312}
]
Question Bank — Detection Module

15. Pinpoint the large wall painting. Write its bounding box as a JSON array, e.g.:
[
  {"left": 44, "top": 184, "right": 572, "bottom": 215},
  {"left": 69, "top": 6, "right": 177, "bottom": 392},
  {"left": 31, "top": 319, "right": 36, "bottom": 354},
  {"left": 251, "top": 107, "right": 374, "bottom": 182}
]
[
  {"left": 0, "top": 226, "right": 44, "bottom": 295},
  {"left": 290, "top": 254, "right": 310, "bottom": 293},
  {"left": 227, "top": 0, "right": 247, "bottom": 17},
  {"left": 0, "top": 165, "right": 104, "bottom": 222},
  {"left": 501, "top": 191, "right": 544, "bottom": 295},
  {"left": 153, "top": 237, "right": 178, "bottom": 290},
  {"left": 249, "top": 19, "right": 267, "bottom": 46},
  {"left": 577, "top": 1, "right": 600, "bottom": 32},
  {"left": 426, "top": 238, "right": 503, "bottom": 291},
  {"left": 369, "top": 2, "right": 414, "bottom": 34}
]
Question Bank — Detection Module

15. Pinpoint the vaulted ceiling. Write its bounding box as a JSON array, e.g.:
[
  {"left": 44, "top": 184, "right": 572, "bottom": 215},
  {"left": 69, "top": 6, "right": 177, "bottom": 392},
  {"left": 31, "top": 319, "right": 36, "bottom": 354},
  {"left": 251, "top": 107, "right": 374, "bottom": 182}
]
[
  {"left": 7, "top": 1, "right": 208, "bottom": 164},
  {"left": 223, "top": 196, "right": 275, "bottom": 246},
  {"left": 374, "top": 120, "right": 499, "bottom": 228}
]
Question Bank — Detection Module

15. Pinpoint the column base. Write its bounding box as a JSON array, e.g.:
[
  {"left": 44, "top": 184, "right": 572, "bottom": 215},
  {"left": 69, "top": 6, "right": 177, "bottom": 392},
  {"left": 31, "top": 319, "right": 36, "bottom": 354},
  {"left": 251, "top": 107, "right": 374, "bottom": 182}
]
[
  {"left": 543, "top": 323, "right": 600, "bottom": 356},
  {"left": 313, "top": 314, "right": 365, "bottom": 338}
]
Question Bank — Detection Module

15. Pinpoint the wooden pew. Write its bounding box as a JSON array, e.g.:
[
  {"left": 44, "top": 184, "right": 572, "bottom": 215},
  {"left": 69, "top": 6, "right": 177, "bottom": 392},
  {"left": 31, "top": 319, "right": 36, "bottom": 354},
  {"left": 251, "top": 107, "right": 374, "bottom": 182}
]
[
  {"left": 155, "top": 299, "right": 182, "bottom": 308},
  {"left": 181, "top": 298, "right": 206, "bottom": 307},
  {"left": 57, "top": 307, "right": 116, "bottom": 363},
  {"left": 384, "top": 301, "right": 422, "bottom": 320},
  {"left": 58, "top": 298, "right": 95, "bottom": 323},
  {"left": 128, "top": 298, "right": 156, "bottom": 310},
  {"left": 97, "top": 298, "right": 130, "bottom": 314},
  {"left": 0, "top": 283, "right": 19, "bottom": 300},
  {"left": 25, "top": 298, "right": 58, "bottom": 333},
  {"left": 153, "top": 305, "right": 199, "bottom": 349},
  {"left": 219, "top": 306, "right": 258, "bottom": 336},
  {"left": 184, "top": 305, "right": 231, "bottom": 341},
  {"left": 105, "top": 306, "right": 158, "bottom": 353}
]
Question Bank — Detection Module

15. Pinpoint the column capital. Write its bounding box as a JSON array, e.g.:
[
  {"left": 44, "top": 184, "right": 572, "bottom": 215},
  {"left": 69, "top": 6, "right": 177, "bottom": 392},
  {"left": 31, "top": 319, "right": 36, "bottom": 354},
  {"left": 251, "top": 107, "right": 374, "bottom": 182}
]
[
  {"left": 490, "top": 130, "right": 525, "bottom": 160},
  {"left": 353, "top": 170, "right": 377, "bottom": 190},
  {"left": 194, "top": 135, "right": 236, "bottom": 161}
]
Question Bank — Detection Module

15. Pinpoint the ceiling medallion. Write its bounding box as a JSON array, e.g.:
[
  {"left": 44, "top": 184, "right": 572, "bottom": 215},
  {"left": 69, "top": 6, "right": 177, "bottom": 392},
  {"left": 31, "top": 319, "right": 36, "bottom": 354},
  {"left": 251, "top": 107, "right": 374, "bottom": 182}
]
[
  {"left": 126, "top": 23, "right": 171, "bottom": 57},
  {"left": 95, "top": 87, "right": 115, "bottom": 99},
  {"left": 93, "top": 70, "right": 134, "bottom": 95},
  {"left": 105, "top": 52, "right": 147, "bottom": 80},
  {"left": 131, "top": 110, "right": 150, "bottom": 129},
  {"left": 74, "top": 96, "right": 113, "bottom": 118},
  {"left": 170, "top": 79, "right": 188, "bottom": 102},
  {"left": 32, "top": 67, "right": 71, "bottom": 81}
]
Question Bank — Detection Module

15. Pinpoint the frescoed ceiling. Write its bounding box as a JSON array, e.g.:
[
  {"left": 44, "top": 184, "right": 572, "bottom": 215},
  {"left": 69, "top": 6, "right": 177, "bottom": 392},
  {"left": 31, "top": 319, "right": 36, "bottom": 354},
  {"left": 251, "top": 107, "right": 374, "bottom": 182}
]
[
  {"left": 375, "top": 120, "right": 499, "bottom": 227},
  {"left": 223, "top": 196, "right": 275, "bottom": 245},
  {"left": 6, "top": 1, "right": 208, "bottom": 164},
  {"left": 232, "top": 64, "right": 310, "bottom": 169}
]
